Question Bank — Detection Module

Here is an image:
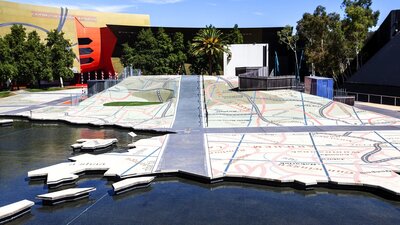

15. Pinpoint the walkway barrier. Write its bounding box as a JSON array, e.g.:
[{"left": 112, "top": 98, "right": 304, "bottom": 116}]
[
  {"left": 335, "top": 90, "right": 400, "bottom": 106},
  {"left": 87, "top": 80, "right": 120, "bottom": 97},
  {"left": 18, "top": 92, "right": 86, "bottom": 106}
]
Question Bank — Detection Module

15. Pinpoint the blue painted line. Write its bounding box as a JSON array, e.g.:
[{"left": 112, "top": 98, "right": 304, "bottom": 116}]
[
  {"left": 246, "top": 91, "right": 257, "bottom": 127},
  {"left": 223, "top": 91, "right": 257, "bottom": 175},
  {"left": 300, "top": 92, "right": 308, "bottom": 125},
  {"left": 223, "top": 134, "right": 245, "bottom": 175},
  {"left": 374, "top": 131, "right": 400, "bottom": 152},
  {"left": 309, "top": 133, "right": 331, "bottom": 181},
  {"left": 120, "top": 147, "right": 160, "bottom": 176},
  {"left": 352, "top": 107, "right": 365, "bottom": 125},
  {"left": 207, "top": 76, "right": 220, "bottom": 104}
]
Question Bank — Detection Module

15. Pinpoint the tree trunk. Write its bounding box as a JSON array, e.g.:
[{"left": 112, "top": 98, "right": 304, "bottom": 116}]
[{"left": 294, "top": 50, "right": 299, "bottom": 80}]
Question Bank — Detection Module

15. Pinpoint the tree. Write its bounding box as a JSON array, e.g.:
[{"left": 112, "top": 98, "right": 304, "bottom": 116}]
[
  {"left": 225, "top": 24, "right": 244, "bottom": 44},
  {"left": 4, "top": 25, "right": 27, "bottom": 87},
  {"left": 171, "top": 32, "right": 187, "bottom": 74},
  {"left": 277, "top": 25, "right": 300, "bottom": 79},
  {"left": 191, "top": 25, "right": 231, "bottom": 75},
  {"left": 121, "top": 29, "right": 158, "bottom": 75},
  {"left": 24, "top": 31, "right": 52, "bottom": 87},
  {"left": 297, "top": 6, "right": 347, "bottom": 80},
  {"left": 342, "top": 0, "right": 379, "bottom": 68},
  {"left": 46, "top": 29, "right": 75, "bottom": 86},
  {"left": 0, "top": 37, "right": 17, "bottom": 89},
  {"left": 154, "top": 28, "right": 174, "bottom": 74}
]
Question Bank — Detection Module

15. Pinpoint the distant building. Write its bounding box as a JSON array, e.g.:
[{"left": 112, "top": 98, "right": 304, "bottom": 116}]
[
  {"left": 0, "top": 1, "right": 294, "bottom": 79},
  {"left": 345, "top": 10, "right": 400, "bottom": 99}
]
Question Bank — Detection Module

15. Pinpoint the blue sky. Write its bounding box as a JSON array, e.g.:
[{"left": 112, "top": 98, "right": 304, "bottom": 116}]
[{"left": 6, "top": 0, "right": 400, "bottom": 29}]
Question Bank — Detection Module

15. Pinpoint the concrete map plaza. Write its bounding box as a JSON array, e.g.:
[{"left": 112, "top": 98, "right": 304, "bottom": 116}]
[{"left": 1, "top": 75, "right": 400, "bottom": 197}]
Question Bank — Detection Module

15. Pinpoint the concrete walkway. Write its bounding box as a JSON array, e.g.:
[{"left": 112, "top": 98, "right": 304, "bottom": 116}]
[{"left": 156, "top": 76, "right": 208, "bottom": 176}]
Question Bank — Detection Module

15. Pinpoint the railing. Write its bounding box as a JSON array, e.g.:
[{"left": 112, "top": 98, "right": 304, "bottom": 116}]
[
  {"left": 239, "top": 67, "right": 269, "bottom": 77},
  {"left": 335, "top": 89, "right": 400, "bottom": 106},
  {"left": 18, "top": 91, "right": 87, "bottom": 106},
  {"left": 87, "top": 79, "right": 121, "bottom": 97}
]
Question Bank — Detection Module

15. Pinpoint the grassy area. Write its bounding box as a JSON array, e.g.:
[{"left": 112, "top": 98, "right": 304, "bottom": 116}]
[
  {"left": 0, "top": 91, "right": 13, "bottom": 98},
  {"left": 104, "top": 101, "right": 162, "bottom": 107},
  {"left": 25, "top": 87, "right": 66, "bottom": 92}
]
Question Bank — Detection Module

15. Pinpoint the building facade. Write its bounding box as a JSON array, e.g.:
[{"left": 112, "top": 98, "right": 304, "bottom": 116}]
[{"left": 0, "top": 1, "right": 150, "bottom": 77}]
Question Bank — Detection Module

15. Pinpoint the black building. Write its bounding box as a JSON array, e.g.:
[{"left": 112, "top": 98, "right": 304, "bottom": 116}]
[
  {"left": 107, "top": 25, "right": 295, "bottom": 75},
  {"left": 345, "top": 10, "right": 400, "bottom": 99}
]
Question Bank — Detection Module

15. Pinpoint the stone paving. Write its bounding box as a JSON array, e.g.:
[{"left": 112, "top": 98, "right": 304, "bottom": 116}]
[{"left": 2, "top": 75, "right": 400, "bottom": 197}]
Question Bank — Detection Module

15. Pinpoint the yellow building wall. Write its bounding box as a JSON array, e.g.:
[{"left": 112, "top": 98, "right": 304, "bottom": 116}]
[{"left": 0, "top": 1, "right": 150, "bottom": 72}]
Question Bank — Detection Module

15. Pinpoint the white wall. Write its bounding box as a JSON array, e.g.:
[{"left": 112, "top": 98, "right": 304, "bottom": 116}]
[{"left": 223, "top": 44, "right": 268, "bottom": 76}]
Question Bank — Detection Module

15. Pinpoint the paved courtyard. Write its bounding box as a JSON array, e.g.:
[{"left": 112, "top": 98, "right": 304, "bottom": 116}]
[{"left": 2, "top": 75, "right": 400, "bottom": 198}]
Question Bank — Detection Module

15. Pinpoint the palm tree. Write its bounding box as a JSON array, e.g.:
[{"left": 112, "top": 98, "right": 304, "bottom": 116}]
[{"left": 191, "top": 25, "right": 231, "bottom": 75}]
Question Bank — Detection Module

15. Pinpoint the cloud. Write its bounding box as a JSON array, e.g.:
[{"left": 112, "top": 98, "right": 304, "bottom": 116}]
[
  {"left": 253, "top": 11, "right": 264, "bottom": 16},
  {"left": 12, "top": 1, "right": 137, "bottom": 13}
]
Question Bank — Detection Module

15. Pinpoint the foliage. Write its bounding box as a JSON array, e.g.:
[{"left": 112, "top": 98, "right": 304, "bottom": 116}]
[
  {"left": 103, "top": 101, "right": 162, "bottom": 106},
  {"left": 154, "top": 28, "right": 174, "bottom": 74},
  {"left": 121, "top": 29, "right": 187, "bottom": 75},
  {"left": 0, "top": 25, "right": 75, "bottom": 89},
  {"left": 0, "top": 37, "right": 17, "bottom": 87},
  {"left": 191, "top": 25, "right": 231, "bottom": 75},
  {"left": 294, "top": 1, "right": 379, "bottom": 81},
  {"left": 4, "top": 25, "right": 27, "bottom": 86},
  {"left": 171, "top": 32, "right": 187, "bottom": 74},
  {"left": 225, "top": 24, "right": 244, "bottom": 44},
  {"left": 342, "top": 0, "right": 379, "bottom": 60},
  {"left": 46, "top": 30, "right": 75, "bottom": 82},
  {"left": 277, "top": 25, "right": 300, "bottom": 78},
  {"left": 24, "top": 31, "right": 52, "bottom": 86}
]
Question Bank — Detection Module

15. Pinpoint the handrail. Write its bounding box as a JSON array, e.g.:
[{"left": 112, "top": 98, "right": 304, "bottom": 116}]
[{"left": 343, "top": 91, "right": 400, "bottom": 106}]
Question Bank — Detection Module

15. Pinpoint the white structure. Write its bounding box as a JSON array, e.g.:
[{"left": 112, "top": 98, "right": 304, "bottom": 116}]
[
  {"left": 71, "top": 138, "right": 118, "bottom": 151},
  {"left": 36, "top": 188, "right": 96, "bottom": 205},
  {"left": 0, "top": 200, "right": 34, "bottom": 224},
  {"left": 223, "top": 44, "right": 268, "bottom": 76},
  {"left": 112, "top": 176, "right": 155, "bottom": 195}
]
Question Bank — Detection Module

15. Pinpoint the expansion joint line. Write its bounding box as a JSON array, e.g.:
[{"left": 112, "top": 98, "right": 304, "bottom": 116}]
[{"left": 309, "top": 133, "right": 331, "bottom": 182}]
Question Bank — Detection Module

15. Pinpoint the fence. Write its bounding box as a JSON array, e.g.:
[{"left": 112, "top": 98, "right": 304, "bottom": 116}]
[
  {"left": 18, "top": 92, "right": 86, "bottom": 106},
  {"left": 333, "top": 89, "right": 400, "bottom": 106},
  {"left": 346, "top": 91, "right": 400, "bottom": 106},
  {"left": 87, "top": 80, "right": 120, "bottom": 97}
]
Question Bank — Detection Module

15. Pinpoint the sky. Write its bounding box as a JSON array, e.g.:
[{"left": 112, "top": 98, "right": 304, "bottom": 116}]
[{"left": 5, "top": 0, "right": 400, "bottom": 29}]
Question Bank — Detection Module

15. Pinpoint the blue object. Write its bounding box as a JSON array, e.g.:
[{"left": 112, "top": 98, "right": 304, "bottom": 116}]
[{"left": 305, "top": 76, "right": 334, "bottom": 99}]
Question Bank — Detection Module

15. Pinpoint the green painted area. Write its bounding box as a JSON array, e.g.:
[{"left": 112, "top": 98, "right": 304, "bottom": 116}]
[
  {"left": 0, "top": 91, "right": 13, "bottom": 98},
  {"left": 104, "top": 101, "right": 162, "bottom": 107}
]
